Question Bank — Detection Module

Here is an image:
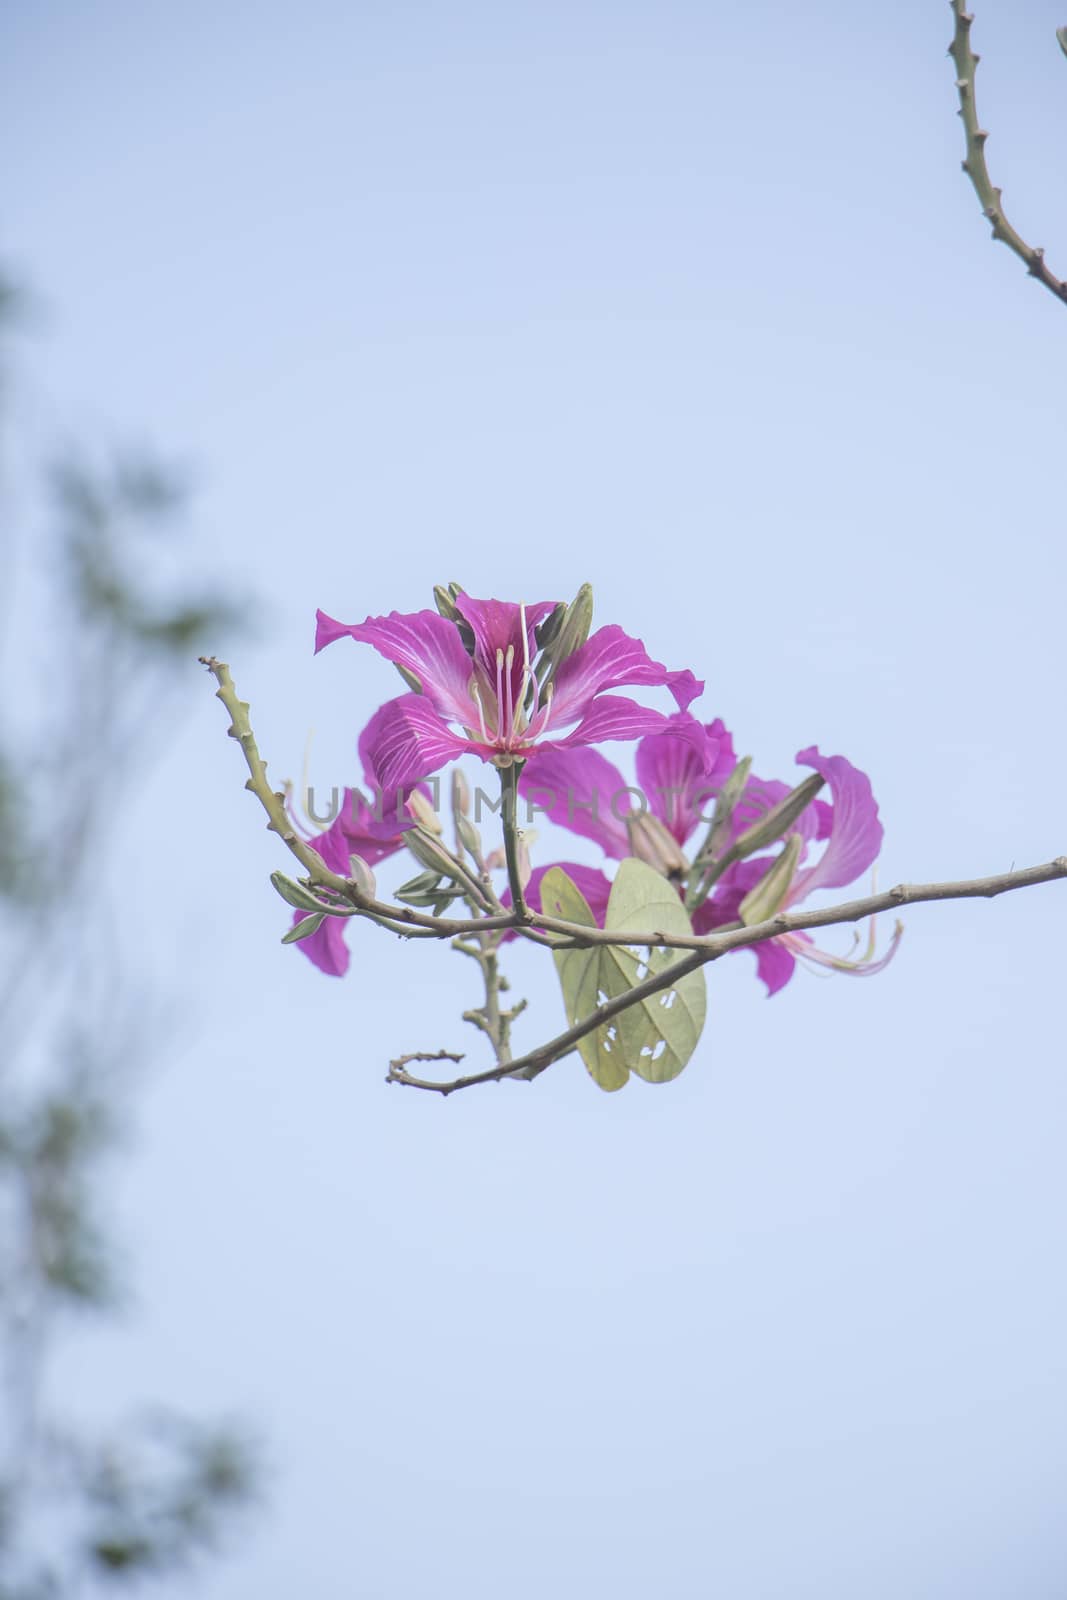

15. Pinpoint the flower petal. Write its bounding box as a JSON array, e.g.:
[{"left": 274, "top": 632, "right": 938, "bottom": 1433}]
[
  {"left": 547, "top": 624, "right": 703, "bottom": 727},
  {"left": 789, "top": 748, "right": 883, "bottom": 901},
  {"left": 553, "top": 693, "right": 688, "bottom": 750},
  {"left": 360, "top": 693, "right": 474, "bottom": 792},
  {"left": 635, "top": 714, "right": 737, "bottom": 847},
  {"left": 518, "top": 748, "right": 631, "bottom": 859},
  {"left": 752, "top": 937, "right": 797, "bottom": 996},
  {"left": 453, "top": 595, "right": 557, "bottom": 682},
  {"left": 315, "top": 607, "right": 478, "bottom": 726}
]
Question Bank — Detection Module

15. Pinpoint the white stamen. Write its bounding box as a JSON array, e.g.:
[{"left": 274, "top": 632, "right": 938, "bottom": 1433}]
[
  {"left": 503, "top": 644, "right": 515, "bottom": 745},
  {"left": 469, "top": 679, "right": 491, "bottom": 744}
]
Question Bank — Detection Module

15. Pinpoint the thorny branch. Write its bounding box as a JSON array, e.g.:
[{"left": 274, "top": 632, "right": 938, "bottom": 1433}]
[
  {"left": 202, "top": 658, "right": 1067, "bottom": 1096},
  {"left": 949, "top": 3, "right": 1067, "bottom": 307}
]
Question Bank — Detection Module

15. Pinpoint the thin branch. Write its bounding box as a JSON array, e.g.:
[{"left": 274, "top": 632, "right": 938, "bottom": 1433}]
[
  {"left": 528, "top": 856, "right": 1067, "bottom": 952},
  {"left": 949, "top": 3, "right": 1067, "bottom": 306},
  {"left": 388, "top": 1049, "right": 465, "bottom": 1074},
  {"left": 386, "top": 855, "right": 1067, "bottom": 1092}
]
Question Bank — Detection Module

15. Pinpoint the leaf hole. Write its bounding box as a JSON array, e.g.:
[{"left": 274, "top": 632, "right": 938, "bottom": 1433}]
[{"left": 659, "top": 990, "right": 677, "bottom": 1009}]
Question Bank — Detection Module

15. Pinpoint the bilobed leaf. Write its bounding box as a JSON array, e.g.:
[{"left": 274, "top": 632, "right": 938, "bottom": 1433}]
[
  {"left": 542, "top": 860, "right": 706, "bottom": 1092},
  {"left": 604, "top": 859, "right": 706, "bottom": 1085},
  {"left": 543, "top": 867, "right": 629, "bottom": 1093}
]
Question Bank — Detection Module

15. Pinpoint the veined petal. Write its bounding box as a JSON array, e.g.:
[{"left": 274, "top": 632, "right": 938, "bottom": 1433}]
[
  {"left": 361, "top": 693, "right": 474, "bottom": 792},
  {"left": 453, "top": 595, "right": 557, "bottom": 686},
  {"left": 752, "top": 937, "right": 797, "bottom": 996},
  {"left": 315, "top": 607, "right": 478, "bottom": 726},
  {"left": 551, "top": 693, "right": 685, "bottom": 750},
  {"left": 518, "top": 748, "right": 630, "bottom": 859},
  {"left": 635, "top": 714, "right": 737, "bottom": 847},
  {"left": 548, "top": 624, "right": 704, "bottom": 727},
  {"left": 789, "top": 748, "right": 883, "bottom": 902},
  {"left": 356, "top": 701, "right": 432, "bottom": 846},
  {"left": 339, "top": 789, "right": 414, "bottom": 859}
]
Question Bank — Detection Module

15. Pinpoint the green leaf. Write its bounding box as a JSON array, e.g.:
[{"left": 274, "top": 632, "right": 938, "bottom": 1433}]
[
  {"left": 542, "top": 859, "right": 706, "bottom": 1092},
  {"left": 281, "top": 913, "right": 324, "bottom": 943}
]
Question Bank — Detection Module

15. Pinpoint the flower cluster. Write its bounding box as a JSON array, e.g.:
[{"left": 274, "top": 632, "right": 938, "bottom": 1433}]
[{"left": 292, "top": 584, "right": 897, "bottom": 993}]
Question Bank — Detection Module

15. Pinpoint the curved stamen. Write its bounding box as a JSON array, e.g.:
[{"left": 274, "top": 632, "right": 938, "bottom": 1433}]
[
  {"left": 495, "top": 648, "right": 505, "bottom": 747},
  {"left": 525, "top": 681, "right": 555, "bottom": 740},
  {"left": 514, "top": 663, "right": 532, "bottom": 735},
  {"left": 469, "top": 678, "right": 491, "bottom": 744}
]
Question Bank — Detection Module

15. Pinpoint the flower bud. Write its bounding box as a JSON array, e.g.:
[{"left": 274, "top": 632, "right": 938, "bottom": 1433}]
[
  {"left": 271, "top": 871, "right": 332, "bottom": 913},
  {"left": 451, "top": 768, "right": 471, "bottom": 817},
  {"left": 407, "top": 789, "right": 443, "bottom": 835},
  {"left": 456, "top": 812, "right": 483, "bottom": 860},
  {"left": 433, "top": 582, "right": 475, "bottom": 654},
  {"left": 405, "top": 825, "right": 457, "bottom": 877},
  {"left": 433, "top": 584, "right": 461, "bottom": 623},
  {"left": 730, "top": 773, "right": 824, "bottom": 862},
  {"left": 536, "top": 582, "right": 593, "bottom": 700},
  {"left": 699, "top": 755, "right": 752, "bottom": 864},
  {"left": 346, "top": 853, "right": 377, "bottom": 899},
  {"left": 738, "top": 834, "right": 803, "bottom": 925},
  {"left": 626, "top": 812, "right": 689, "bottom": 877}
]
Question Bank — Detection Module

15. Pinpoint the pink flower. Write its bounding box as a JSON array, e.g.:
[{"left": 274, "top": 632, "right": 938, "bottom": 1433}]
[
  {"left": 314, "top": 594, "right": 702, "bottom": 792},
  {"left": 694, "top": 747, "right": 896, "bottom": 994},
  {"left": 515, "top": 723, "right": 895, "bottom": 996}
]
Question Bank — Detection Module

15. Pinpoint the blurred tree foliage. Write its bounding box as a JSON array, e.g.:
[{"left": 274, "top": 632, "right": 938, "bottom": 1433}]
[{"left": 0, "top": 271, "right": 256, "bottom": 1595}]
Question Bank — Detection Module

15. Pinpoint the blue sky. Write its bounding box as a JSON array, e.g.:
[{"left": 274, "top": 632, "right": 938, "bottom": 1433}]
[{"left": 5, "top": 1, "right": 1067, "bottom": 1594}]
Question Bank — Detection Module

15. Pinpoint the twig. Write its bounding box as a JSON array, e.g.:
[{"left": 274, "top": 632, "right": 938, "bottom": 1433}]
[
  {"left": 387, "top": 856, "right": 1067, "bottom": 1092},
  {"left": 388, "top": 1049, "right": 465, "bottom": 1076},
  {"left": 949, "top": 3, "right": 1067, "bottom": 306}
]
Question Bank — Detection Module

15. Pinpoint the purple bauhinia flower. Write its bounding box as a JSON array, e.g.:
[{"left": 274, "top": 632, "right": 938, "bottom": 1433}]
[
  {"left": 314, "top": 593, "right": 703, "bottom": 792},
  {"left": 694, "top": 747, "right": 897, "bottom": 994},
  {"left": 515, "top": 721, "right": 896, "bottom": 996}
]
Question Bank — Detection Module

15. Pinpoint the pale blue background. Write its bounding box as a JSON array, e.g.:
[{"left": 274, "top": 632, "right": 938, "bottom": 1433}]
[{"left": 5, "top": 1, "right": 1067, "bottom": 1594}]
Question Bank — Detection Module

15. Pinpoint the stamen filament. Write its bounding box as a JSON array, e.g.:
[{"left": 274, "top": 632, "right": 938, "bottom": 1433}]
[
  {"left": 469, "top": 679, "right": 491, "bottom": 744},
  {"left": 504, "top": 644, "right": 515, "bottom": 747}
]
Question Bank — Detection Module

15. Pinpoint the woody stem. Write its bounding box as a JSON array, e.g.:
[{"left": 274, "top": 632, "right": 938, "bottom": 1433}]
[{"left": 500, "top": 761, "right": 528, "bottom": 920}]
